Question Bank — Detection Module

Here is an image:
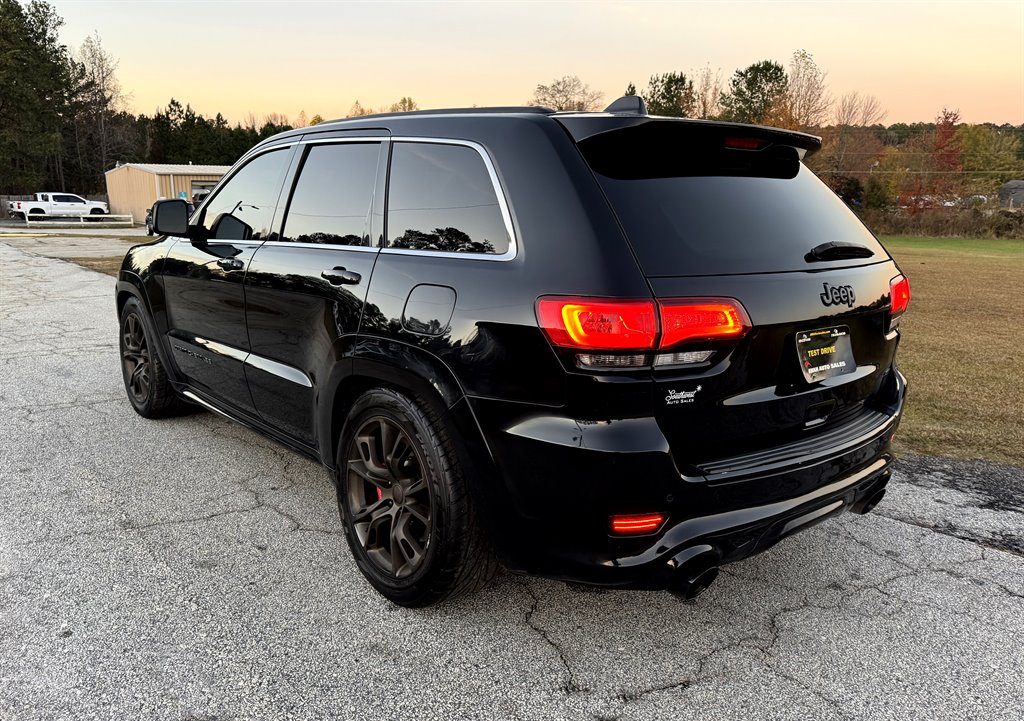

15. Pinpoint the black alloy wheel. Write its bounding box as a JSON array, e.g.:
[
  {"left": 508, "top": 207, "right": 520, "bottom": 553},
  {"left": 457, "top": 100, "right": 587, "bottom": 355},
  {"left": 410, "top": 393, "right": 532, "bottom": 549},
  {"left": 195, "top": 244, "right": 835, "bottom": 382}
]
[
  {"left": 118, "top": 297, "right": 186, "bottom": 418},
  {"left": 121, "top": 313, "right": 151, "bottom": 405},
  {"left": 338, "top": 389, "right": 497, "bottom": 607},
  {"left": 346, "top": 416, "right": 433, "bottom": 578}
]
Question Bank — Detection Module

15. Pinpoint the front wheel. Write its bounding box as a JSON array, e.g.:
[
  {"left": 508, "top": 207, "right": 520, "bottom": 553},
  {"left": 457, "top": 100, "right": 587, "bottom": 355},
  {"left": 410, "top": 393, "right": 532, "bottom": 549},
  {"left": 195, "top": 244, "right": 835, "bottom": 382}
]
[
  {"left": 119, "top": 297, "right": 186, "bottom": 418},
  {"left": 90, "top": 208, "right": 105, "bottom": 215},
  {"left": 337, "top": 388, "right": 496, "bottom": 607}
]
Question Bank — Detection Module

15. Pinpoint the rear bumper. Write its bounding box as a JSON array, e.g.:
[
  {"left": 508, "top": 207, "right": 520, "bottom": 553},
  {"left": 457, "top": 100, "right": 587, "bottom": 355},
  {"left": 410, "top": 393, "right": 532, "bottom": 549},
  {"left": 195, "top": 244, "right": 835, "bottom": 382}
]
[{"left": 470, "top": 369, "right": 905, "bottom": 587}]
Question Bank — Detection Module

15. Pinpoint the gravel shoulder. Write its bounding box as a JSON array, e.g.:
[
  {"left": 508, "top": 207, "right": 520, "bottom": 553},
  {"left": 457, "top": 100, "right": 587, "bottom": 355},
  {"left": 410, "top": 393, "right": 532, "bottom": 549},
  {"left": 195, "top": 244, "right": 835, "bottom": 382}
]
[{"left": 2, "top": 239, "right": 1021, "bottom": 721}]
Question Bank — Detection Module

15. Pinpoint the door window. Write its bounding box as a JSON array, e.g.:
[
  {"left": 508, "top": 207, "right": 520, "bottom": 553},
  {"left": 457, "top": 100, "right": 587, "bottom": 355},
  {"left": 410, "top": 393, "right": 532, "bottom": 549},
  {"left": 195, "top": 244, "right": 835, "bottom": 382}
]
[
  {"left": 200, "top": 148, "right": 291, "bottom": 241},
  {"left": 54, "top": 195, "right": 84, "bottom": 203},
  {"left": 386, "top": 142, "right": 510, "bottom": 255},
  {"left": 280, "top": 143, "right": 380, "bottom": 245}
]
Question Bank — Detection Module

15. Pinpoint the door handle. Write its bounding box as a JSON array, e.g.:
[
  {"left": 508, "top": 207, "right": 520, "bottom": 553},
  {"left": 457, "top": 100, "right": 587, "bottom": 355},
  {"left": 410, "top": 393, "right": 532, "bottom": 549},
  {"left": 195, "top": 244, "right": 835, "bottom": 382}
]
[
  {"left": 216, "top": 257, "right": 244, "bottom": 271},
  {"left": 321, "top": 267, "right": 362, "bottom": 285}
]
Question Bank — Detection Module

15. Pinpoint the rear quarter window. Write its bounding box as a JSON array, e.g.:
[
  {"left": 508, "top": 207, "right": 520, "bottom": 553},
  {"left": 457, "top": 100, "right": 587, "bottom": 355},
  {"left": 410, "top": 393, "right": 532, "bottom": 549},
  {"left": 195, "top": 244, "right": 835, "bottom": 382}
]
[{"left": 386, "top": 142, "right": 511, "bottom": 256}]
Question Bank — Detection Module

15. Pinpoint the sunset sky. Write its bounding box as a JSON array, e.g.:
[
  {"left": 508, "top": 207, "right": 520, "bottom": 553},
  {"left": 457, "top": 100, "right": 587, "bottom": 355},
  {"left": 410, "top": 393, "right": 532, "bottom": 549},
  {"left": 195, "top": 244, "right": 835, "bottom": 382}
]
[{"left": 54, "top": 0, "right": 1023, "bottom": 126}]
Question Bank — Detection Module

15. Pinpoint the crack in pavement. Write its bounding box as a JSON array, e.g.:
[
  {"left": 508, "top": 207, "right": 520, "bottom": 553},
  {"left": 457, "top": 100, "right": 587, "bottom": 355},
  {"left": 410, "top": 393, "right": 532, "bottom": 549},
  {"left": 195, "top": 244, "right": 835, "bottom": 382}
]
[{"left": 520, "top": 582, "right": 588, "bottom": 695}]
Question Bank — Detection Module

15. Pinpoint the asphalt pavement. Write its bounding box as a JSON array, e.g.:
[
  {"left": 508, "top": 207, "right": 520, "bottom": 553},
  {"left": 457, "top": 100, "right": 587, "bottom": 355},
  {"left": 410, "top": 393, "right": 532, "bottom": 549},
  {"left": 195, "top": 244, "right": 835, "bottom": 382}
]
[{"left": 1, "top": 238, "right": 1022, "bottom": 720}]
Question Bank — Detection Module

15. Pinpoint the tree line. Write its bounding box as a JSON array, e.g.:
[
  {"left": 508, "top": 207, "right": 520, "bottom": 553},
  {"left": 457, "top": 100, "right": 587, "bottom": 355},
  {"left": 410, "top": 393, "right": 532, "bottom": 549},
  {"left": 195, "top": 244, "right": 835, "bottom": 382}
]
[
  {"left": 532, "top": 56, "right": 1024, "bottom": 210},
  {"left": 3, "top": 0, "right": 1022, "bottom": 215}
]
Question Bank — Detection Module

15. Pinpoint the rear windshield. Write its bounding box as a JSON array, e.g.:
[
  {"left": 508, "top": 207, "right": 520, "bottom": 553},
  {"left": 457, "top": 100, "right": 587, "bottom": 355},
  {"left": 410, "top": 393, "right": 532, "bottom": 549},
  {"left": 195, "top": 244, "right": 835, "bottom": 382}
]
[{"left": 581, "top": 125, "right": 888, "bottom": 276}]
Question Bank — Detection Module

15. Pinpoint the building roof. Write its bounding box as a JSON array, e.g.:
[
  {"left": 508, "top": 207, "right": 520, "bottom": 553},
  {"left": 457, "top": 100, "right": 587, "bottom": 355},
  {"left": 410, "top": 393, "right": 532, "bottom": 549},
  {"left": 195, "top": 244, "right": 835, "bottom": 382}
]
[{"left": 105, "top": 163, "right": 231, "bottom": 176}]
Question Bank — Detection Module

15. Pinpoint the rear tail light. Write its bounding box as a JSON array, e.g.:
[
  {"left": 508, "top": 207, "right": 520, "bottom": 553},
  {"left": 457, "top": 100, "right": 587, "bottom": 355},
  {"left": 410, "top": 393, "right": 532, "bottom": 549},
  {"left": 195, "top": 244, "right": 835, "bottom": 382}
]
[
  {"left": 537, "top": 296, "right": 749, "bottom": 369},
  {"left": 610, "top": 513, "right": 666, "bottom": 536},
  {"left": 889, "top": 275, "right": 911, "bottom": 316},
  {"left": 659, "top": 300, "right": 750, "bottom": 347},
  {"left": 536, "top": 298, "right": 656, "bottom": 351}
]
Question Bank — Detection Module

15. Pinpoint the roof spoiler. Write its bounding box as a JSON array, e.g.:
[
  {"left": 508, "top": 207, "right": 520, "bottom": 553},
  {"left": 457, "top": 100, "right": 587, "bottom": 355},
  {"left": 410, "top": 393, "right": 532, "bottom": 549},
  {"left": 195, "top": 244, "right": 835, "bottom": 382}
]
[{"left": 557, "top": 116, "right": 822, "bottom": 157}]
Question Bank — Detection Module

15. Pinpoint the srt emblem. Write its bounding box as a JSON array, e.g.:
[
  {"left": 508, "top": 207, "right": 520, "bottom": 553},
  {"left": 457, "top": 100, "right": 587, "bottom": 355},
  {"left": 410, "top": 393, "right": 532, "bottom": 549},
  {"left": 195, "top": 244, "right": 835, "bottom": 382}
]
[{"left": 819, "top": 282, "right": 856, "bottom": 308}]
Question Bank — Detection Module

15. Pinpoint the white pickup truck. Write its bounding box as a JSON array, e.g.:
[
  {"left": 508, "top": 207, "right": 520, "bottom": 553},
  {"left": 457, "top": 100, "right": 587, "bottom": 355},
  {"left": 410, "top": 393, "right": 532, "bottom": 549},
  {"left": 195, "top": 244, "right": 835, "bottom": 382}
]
[{"left": 7, "top": 193, "right": 109, "bottom": 219}]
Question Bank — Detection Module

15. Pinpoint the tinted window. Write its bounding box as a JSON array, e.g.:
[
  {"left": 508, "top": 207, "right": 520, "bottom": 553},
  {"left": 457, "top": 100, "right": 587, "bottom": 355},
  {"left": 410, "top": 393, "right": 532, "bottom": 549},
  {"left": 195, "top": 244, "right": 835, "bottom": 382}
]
[
  {"left": 55, "top": 195, "right": 83, "bottom": 203},
  {"left": 580, "top": 123, "right": 888, "bottom": 276},
  {"left": 281, "top": 143, "right": 380, "bottom": 245},
  {"left": 201, "top": 148, "right": 290, "bottom": 241},
  {"left": 387, "top": 143, "right": 510, "bottom": 255}
]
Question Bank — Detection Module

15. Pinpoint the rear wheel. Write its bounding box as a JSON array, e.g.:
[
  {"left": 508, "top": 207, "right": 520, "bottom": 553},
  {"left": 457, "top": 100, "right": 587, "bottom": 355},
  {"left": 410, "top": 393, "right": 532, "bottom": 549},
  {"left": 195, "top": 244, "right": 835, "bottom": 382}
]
[
  {"left": 337, "top": 388, "right": 496, "bottom": 606},
  {"left": 119, "top": 297, "right": 186, "bottom": 418}
]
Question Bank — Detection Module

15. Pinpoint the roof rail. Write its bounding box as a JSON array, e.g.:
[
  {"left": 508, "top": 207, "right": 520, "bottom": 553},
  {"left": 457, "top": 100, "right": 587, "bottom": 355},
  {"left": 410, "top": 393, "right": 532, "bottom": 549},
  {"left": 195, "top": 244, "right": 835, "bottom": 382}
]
[
  {"left": 604, "top": 96, "right": 647, "bottom": 115},
  {"left": 318, "top": 106, "right": 556, "bottom": 125}
]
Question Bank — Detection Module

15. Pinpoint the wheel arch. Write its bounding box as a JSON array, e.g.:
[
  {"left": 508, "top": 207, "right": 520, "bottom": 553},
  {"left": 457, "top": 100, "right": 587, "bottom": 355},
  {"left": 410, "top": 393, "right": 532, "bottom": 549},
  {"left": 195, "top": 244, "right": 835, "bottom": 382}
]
[{"left": 320, "top": 340, "right": 471, "bottom": 468}]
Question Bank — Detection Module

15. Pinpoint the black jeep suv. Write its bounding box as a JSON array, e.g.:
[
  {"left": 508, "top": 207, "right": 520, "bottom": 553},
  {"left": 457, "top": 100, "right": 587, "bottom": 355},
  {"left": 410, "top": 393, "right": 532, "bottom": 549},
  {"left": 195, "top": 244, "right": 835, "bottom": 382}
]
[{"left": 117, "top": 97, "right": 909, "bottom": 606}]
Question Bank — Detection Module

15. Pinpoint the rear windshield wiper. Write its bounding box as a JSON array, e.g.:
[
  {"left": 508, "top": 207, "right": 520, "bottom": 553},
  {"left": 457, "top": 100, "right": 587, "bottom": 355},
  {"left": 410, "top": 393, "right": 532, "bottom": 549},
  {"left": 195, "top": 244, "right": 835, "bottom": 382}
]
[{"left": 805, "top": 241, "right": 875, "bottom": 263}]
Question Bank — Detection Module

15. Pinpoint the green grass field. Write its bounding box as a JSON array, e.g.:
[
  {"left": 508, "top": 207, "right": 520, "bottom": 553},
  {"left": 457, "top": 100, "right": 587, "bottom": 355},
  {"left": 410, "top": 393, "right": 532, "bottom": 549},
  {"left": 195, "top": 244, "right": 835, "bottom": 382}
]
[
  {"left": 881, "top": 235, "right": 1024, "bottom": 465},
  {"left": 67, "top": 234, "right": 1024, "bottom": 466}
]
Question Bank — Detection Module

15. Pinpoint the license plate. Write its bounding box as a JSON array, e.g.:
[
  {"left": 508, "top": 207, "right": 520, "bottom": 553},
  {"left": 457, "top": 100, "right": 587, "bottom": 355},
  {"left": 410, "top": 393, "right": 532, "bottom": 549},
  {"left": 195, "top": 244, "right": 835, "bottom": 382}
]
[{"left": 796, "top": 326, "right": 856, "bottom": 383}]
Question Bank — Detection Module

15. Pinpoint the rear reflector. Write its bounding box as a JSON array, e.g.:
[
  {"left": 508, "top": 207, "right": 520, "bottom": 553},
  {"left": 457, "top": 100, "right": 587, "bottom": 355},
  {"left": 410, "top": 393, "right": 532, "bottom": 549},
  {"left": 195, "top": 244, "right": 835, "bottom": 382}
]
[
  {"left": 610, "top": 513, "right": 666, "bottom": 535},
  {"left": 889, "top": 275, "right": 911, "bottom": 316},
  {"left": 537, "top": 296, "right": 750, "bottom": 352}
]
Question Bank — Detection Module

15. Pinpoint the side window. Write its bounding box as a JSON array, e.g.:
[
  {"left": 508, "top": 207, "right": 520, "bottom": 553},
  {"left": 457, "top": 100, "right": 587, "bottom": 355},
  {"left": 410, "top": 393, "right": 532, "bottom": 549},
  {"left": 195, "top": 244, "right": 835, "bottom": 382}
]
[
  {"left": 386, "top": 142, "right": 510, "bottom": 255},
  {"left": 56, "top": 194, "right": 82, "bottom": 203},
  {"left": 280, "top": 142, "right": 380, "bottom": 245},
  {"left": 200, "top": 148, "right": 290, "bottom": 241}
]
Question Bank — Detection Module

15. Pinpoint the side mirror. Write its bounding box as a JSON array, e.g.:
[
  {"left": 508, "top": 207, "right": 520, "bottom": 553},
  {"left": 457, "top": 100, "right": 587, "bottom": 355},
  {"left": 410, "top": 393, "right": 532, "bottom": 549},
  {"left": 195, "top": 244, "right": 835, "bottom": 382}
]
[{"left": 151, "top": 199, "right": 190, "bottom": 237}]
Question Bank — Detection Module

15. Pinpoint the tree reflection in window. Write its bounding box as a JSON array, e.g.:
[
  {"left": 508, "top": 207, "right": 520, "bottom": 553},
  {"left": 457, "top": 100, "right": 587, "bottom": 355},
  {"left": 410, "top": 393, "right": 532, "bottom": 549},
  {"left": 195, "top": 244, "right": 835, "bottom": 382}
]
[
  {"left": 391, "top": 227, "right": 495, "bottom": 254},
  {"left": 290, "top": 232, "right": 365, "bottom": 246},
  {"left": 281, "top": 143, "right": 380, "bottom": 245},
  {"left": 387, "top": 143, "right": 510, "bottom": 255}
]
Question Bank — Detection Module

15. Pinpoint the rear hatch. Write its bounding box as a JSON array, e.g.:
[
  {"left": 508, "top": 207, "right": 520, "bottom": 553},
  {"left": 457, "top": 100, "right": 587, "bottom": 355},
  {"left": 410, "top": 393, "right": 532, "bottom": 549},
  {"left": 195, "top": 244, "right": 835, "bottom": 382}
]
[{"left": 569, "top": 119, "right": 905, "bottom": 480}]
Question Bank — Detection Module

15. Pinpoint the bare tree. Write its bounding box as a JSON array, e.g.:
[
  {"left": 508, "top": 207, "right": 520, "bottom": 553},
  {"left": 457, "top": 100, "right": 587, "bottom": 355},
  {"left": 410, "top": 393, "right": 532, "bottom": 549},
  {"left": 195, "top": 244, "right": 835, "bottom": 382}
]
[
  {"left": 76, "top": 32, "right": 125, "bottom": 174},
  {"left": 530, "top": 75, "right": 603, "bottom": 111},
  {"left": 294, "top": 110, "right": 308, "bottom": 128},
  {"left": 692, "top": 64, "right": 722, "bottom": 119},
  {"left": 389, "top": 97, "right": 418, "bottom": 112},
  {"left": 781, "top": 49, "right": 830, "bottom": 130},
  {"left": 834, "top": 91, "right": 887, "bottom": 127},
  {"left": 263, "top": 112, "right": 290, "bottom": 127},
  {"left": 347, "top": 101, "right": 371, "bottom": 117}
]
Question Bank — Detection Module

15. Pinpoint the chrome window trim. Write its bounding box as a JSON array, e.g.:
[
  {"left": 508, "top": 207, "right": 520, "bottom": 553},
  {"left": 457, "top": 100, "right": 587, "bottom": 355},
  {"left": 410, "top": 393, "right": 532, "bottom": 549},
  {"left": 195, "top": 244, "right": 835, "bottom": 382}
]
[
  {"left": 384, "top": 137, "right": 518, "bottom": 262},
  {"left": 297, "top": 137, "right": 385, "bottom": 146},
  {"left": 261, "top": 241, "right": 379, "bottom": 252}
]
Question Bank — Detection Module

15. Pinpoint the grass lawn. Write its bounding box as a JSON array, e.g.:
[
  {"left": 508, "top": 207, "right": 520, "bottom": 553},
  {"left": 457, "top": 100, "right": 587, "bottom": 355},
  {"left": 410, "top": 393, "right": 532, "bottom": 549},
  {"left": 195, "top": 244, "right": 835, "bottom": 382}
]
[
  {"left": 66, "top": 234, "right": 1023, "bottom": 466},
  {"left": 881, "top": 235, "right": 1024, "bottom": 466},
  {"left": 67, "top": 256, "right": 123, "bottom": 276}
]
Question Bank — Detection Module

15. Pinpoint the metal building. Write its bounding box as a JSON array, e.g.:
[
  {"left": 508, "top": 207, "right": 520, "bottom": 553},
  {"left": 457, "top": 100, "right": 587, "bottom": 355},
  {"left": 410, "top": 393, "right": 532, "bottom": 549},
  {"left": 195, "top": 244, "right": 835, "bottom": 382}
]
[{"left": 104, "top": 163, "right": 230, "bottom": 224}]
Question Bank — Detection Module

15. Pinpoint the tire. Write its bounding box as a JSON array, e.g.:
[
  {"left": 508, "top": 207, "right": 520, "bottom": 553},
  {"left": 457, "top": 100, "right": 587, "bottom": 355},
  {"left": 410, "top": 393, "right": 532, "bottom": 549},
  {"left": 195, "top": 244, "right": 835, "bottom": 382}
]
[
  {"left": 337, "top": 388, "right": 497, "bottom": 607},
  {"left": 90, "top": 208, "right": 105, "bottom": 215},
  {"left": 119, "top": 297, "right": 186, "bottom": 418}
]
